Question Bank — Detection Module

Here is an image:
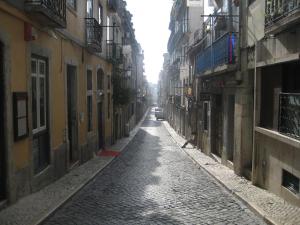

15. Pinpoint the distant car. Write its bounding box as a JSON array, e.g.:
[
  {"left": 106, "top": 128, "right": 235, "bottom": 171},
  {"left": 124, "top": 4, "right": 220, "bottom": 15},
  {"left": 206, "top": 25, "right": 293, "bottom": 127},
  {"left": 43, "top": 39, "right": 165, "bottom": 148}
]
[{"left": 155, "top": 107, "right": 164, "bottom": 120}]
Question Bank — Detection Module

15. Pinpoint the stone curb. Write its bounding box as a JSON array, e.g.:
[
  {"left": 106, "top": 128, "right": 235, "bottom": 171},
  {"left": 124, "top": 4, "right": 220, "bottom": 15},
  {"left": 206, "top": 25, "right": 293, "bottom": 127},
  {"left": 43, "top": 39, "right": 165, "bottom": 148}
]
[
  {"left": 0, "top": 109, "right": 149, "bottom": 225},
  {"left": 34, "top": 109, "right": 150, "bottom": 225},
  {"left": 162, "top": 121, "right": 297, "bottom": 225}
]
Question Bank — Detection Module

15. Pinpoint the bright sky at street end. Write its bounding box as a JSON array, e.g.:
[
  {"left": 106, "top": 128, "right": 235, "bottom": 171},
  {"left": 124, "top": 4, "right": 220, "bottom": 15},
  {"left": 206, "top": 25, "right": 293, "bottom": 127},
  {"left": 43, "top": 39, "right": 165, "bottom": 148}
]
[{"left": 125, "top": 0, "right": 173, "bottom": 84}]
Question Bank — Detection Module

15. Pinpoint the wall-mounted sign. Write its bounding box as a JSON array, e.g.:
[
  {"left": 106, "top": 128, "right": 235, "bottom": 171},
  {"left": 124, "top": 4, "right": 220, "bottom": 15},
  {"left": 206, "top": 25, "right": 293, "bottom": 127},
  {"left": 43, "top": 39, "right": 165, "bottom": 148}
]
[
  {"left": 13, "top": 92, "right": 28, "bottom": 141},
  {"left": 187, "top": 0, "right": 203, "bottom": 7}
]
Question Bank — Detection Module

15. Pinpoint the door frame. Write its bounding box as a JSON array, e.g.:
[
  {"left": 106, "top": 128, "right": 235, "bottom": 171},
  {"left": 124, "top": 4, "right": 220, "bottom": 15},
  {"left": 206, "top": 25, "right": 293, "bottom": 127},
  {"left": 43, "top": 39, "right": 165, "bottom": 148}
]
[
  {"left": 0, "top": 40, "right": 6, "bottom": 201},
  {"left": 0, "top": 32, "right": 14, "bottom": 204},
  {"left": 211, "top": 94, "right": 223, "bottom": 157},
  {"left": 31, "top": 55, "right": 51, "bottom": 174},
  {"left": 65, "top": 63, "right": 79, "bottom": 169},
  {"left": 96, "top": 68, "right": 105, "bottom": 150},
  {"left": 97, "top": 102, "right": 104, "bottom": 149}
]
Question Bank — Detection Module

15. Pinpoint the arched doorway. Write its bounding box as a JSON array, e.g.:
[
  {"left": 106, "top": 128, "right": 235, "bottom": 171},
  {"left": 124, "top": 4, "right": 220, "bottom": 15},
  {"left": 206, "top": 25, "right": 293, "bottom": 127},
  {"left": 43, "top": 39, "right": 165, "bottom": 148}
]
[
  {"left": 0, "top": 41, "right": 6, "bottom": 200},
  {"left": 97, "top": 68, "right": 105, "bottom": 150}
]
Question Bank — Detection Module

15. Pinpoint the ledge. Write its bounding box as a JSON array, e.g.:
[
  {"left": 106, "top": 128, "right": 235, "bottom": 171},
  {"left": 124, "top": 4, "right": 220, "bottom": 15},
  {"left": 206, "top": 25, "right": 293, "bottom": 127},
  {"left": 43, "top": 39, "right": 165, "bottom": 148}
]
[
  {"left": 197, "top": 64, "right": 237, "bottom": 77},
  {"left": 257, "top": 53, "right": 300, "bottom": 68},
  {"left": 255, "top": 127, "right": 300, "bottom": 149}
]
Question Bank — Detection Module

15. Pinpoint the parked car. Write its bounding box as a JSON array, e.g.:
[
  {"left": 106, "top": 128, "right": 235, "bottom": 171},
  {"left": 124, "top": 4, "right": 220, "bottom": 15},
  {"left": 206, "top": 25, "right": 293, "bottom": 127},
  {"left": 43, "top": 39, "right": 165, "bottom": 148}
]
[{"left": 155, "top": 107, "right": 164, "bottom": 120}]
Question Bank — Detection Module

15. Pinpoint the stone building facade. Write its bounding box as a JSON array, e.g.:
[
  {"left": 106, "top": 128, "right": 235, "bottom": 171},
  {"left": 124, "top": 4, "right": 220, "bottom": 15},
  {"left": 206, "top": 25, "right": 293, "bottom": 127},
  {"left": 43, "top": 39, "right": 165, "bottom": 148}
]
[
  {"left": 0, "top": 0, "right": 146, "bottom": 208},
  {"left": 159, "top": 0, "right": 300, "bottom": 207},
  {"left": 166, "top": 0, "right": 204, "bottom": 139}
]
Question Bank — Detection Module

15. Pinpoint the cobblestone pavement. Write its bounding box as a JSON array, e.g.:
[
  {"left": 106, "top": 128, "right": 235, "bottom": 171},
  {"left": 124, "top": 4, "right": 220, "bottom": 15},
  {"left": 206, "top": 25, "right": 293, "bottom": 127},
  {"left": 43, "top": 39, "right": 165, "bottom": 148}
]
[{"left": 41, "top": 113, "right": 266, "bottom": 225}]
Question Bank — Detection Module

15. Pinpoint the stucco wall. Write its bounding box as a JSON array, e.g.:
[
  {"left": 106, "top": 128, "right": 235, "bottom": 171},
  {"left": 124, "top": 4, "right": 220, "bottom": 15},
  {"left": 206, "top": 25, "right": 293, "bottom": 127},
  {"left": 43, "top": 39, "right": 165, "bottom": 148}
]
[
  {"left": 0, "top": 0, "right": 113, "bottom": 203},
  {"left": 254, "top": 129, "right": 300, "bottom": 207}
]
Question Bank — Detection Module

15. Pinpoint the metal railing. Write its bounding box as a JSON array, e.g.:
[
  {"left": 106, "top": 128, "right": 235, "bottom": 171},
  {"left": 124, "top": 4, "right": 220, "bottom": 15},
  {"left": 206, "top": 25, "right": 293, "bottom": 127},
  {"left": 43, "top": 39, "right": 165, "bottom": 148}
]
[
  {"left": 85, "top": 18, "right": 103, "bottom": 53},
  {"left": 195, "top": 32, "right": 237, "bottom": 74},
  {"left": 25, "top": 0, "right": 66, "bottom": 27},
  {"left": 168, "top": 19, "right": 189, "bottom": 51},
  {"left": 278, "top": 93, "right": 300, "bottom": 140},
  {"left": 265, "top": 0, "right": 300, "bottom": 27},
  {"left": 106, "top": 42, "right": 123, "bottom": 63}
]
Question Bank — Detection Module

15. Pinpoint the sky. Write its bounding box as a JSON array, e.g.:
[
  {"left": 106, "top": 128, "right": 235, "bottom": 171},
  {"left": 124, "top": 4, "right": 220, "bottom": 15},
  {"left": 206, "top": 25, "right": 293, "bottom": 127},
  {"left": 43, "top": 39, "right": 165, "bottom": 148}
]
[{"left": 125, "top": 0, "right": 173, "bottom": 84}]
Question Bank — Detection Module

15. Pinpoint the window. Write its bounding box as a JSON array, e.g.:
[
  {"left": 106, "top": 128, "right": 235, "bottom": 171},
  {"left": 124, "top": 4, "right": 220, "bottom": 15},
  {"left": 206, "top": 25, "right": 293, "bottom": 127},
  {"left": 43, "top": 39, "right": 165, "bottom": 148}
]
[
  {"left": 98, "top": 4, "right": 103, "bottom": 24},
  {"left": 282, "top": 170, "right": 299, "bottom": 195},
  {"left": 97, "top": 69, "right": 104, "bottom": 90},
  {"left": 67, "top": 0, "right": 76, "bottom": 9},
  {"left": 87, "top": 69, "right": 93, "bottom": 132},
  {"left": 203, "top": 101, "right": 209, "bottom": 131},
  {"left": 107, "top": 16, "right": 110, "bottom": 41},
  {"left": 260, "top": 61, "right": 300, "bottom": 137},
  {"left": 31, "top": 58, "right": 47, "bottom": 134},
  {"left": 87, "top": 0, "right": 93, "bottom": 18}
]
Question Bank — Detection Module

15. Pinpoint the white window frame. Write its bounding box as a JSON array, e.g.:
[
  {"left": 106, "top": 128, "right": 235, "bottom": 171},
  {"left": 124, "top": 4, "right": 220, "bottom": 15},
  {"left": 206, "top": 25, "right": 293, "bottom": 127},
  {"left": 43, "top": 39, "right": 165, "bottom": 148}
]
[
  {"left": 107, "top": 16, "right": 110, "bottom": 41},
  {"left": 32, "top": 58, "right": 47, "bottom": 135},
  {"left": 87, "top": 0, "right": 93, "bottom": 17}
]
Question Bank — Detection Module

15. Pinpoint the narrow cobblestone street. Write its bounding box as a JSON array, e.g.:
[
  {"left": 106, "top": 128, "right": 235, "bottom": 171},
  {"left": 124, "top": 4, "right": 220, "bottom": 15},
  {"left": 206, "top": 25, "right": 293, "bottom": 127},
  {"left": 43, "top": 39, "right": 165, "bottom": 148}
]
[{"left": 41, "top": 112, "right": 266, "bottom": 225}]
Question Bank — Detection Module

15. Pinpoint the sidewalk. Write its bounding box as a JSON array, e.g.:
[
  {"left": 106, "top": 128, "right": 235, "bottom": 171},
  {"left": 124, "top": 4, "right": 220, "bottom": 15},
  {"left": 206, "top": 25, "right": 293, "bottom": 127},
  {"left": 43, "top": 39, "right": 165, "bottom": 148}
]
[
  {"left": 163, "top": 121, "right": 300, "bottom": 225},
  {"left": 0, "top": 110, "right": 149, "bottom": 225}
]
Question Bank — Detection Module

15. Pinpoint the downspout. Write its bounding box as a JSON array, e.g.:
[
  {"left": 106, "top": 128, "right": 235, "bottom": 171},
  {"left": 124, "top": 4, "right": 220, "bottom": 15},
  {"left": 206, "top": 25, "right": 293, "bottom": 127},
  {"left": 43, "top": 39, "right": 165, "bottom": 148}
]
[{"left": 235, "top": 0, "right": 243, "bottom": 84}]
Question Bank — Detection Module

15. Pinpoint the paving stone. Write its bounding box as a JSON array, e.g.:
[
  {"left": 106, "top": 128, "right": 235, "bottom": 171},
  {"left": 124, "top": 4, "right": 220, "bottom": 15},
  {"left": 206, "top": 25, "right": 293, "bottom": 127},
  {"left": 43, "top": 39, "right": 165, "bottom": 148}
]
[
  {"left": 41, "top": 114, "right": 266, "bottom": 225},
  {"left": 163, "top": 121, "right": 300, "bottom": 225}
]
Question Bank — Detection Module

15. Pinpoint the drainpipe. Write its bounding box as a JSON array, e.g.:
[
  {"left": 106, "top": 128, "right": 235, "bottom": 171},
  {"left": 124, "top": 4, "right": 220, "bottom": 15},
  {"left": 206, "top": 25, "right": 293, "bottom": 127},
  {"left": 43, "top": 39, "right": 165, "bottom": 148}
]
[
  {"left": 235, "top": 0, "right": 244, "bottom": 83},
  {"left": 228, "top": 0, "right": 234, "bottom": 33}
]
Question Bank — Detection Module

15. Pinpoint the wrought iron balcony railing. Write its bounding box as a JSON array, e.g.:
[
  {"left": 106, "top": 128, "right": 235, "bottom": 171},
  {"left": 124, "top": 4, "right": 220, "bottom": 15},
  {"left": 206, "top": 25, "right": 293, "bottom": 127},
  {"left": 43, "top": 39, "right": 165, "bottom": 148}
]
[
  {"left": 25, "top": 0, "right": 66, "bottom": 28},
  {"left": 106, "top": 42, "right": 123, "bottom": 64},
  {"left": 278, "top": 93, "right": 300, "bottom": 140},
  {"left": 195, "top": 32, "right": 237, "bottom": 75},
  {"left": 85, "top": 18, "right": 103, "bottom": 53},
  {"left": 265, "top": 0, "right": 300, "bottom": 31},
  {"left": 168, "top": 20, "right": 190, "bottom": 52}
]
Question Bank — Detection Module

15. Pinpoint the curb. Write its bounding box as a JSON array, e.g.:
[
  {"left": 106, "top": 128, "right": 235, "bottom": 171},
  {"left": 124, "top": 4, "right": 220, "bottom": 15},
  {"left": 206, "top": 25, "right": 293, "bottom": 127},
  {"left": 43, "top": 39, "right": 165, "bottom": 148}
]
[
  {"left": 35, "top": 109, "right": 150, "bottom": 225},
  {"left": 162, "top": 121, "right": 278, "bottom": 225}
]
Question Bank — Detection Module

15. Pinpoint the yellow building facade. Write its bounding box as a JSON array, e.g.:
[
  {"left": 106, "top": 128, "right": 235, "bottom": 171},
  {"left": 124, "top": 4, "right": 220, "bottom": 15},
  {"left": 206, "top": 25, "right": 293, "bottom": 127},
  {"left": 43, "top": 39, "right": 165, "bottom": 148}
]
[{"left": 0, "top": 0, "right": 113, "bottom": 205}]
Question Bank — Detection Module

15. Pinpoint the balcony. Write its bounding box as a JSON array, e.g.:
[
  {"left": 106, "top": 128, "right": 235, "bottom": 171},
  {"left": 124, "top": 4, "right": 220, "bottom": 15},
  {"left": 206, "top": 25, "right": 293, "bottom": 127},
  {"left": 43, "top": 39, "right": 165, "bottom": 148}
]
[
  {"left": 168, "top": 20, "right": 190, "bottom": 52},
  {"left": 195, "top": 32, "right": 237, "bottom": 75},
  {"left": 108, "top": 0, "right": 118, "bottom": 12},
  {"left": 265, "top": 0, "right": 300, "bottom": 34},
  {"left": 107, "top": 42, "right": 123, "bottom": 64},
  {"left": 168, "top": 60, "right": 180, "bottom": 79},
  {"left": 85, "top": 18, "right": 102, "bottom": 53},
  {"left": 25, "top": 0, "right": 66, "bottom": 28},
  {"left": 278, "top": 93, "right": 300, "bottom": 140}
]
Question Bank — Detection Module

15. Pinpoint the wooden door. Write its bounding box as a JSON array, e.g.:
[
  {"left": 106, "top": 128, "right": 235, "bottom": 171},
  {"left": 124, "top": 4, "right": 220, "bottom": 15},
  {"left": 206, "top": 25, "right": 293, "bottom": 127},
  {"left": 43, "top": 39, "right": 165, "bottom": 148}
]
[
  {"left": 67, "top": 65, "right": 78, "bottom": 164},
  {"left": 0, "top": 42, "right": 6, "bottom": 199}
]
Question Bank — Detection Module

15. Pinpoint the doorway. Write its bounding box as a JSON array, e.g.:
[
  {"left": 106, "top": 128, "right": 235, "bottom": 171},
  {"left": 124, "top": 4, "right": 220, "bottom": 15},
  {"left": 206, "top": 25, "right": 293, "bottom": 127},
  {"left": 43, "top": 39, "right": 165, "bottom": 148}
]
[
  {"left": 67, "top": 65, "right": 78, "bottom": 165},
  {"left": 0, "top": 42, "right": 6, "bottom": 200},
  {"left": 227, "top": 95, "right": 235, "bottom": 162},
  {"left": 97, "top": 69, "right": 104, "bottom": 150},
  {"left": 32, "top": 56, "right": 50, "bottom": 173},
  {"left": 97, "top": 103, "right": 104, "bottom": 149},
  {"left": 211, "top": 95, "right": 223, "bottom": 157}
]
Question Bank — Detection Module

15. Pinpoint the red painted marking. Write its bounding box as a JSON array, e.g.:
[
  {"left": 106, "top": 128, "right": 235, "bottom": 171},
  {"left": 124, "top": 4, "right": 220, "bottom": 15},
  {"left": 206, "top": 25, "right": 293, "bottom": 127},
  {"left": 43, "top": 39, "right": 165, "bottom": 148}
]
[{"left": 97, "top": 150, "right": 120, "bottom": 157}]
